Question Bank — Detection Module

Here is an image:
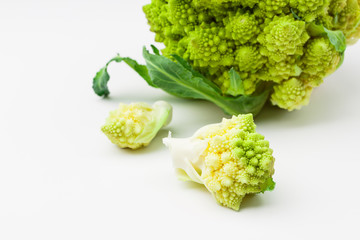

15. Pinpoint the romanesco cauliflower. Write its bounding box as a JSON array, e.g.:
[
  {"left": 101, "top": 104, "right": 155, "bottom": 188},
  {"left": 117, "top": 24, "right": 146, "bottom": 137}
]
[
  {"left": 163, "top": 114, "right": 275, "bottom": 210},
  {"left": 102, "top": 101, "right": 172, "bottom": 149},
  {"left": 143, "top": 0, "right": 360, "bottom": 111}
]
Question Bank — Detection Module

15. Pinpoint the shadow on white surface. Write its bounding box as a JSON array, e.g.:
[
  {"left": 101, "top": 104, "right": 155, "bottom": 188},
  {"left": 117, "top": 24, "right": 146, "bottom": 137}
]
[
  {"left": 180, "top": 181, "right": 208, "bottom": 194},
  {"left": 101, "top": 91, "right": 177, "bottom": 104},
  {"left": 177, "top": 182, "right": 272, "bottom": 211},
  {"left": 256, "top": 90, "right": 345, "bottom": 128},
  {"left": 108, "top": 129, "right": 170, "bottom": 155},
  {"left": 240, "top": 194, "right": 265, "bottom": 210}
]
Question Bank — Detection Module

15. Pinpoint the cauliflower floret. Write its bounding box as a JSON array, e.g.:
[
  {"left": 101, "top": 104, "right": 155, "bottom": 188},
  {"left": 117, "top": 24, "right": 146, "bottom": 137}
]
[
  {"left": 257, "top": 15, "right": 310, "bottom": 62},
  {"left": 271, "top": 77, "right": 313, "bottom": 111},
  {"left": 163, "top": 114, "right": 275, "bottom": 210},
  {"left": 102, "top": 101, "right": 172, "bottom": 149}
]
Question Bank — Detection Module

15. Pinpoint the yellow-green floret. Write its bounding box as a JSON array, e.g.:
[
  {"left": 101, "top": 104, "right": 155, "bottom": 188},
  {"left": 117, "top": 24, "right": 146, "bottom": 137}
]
[
  {"left": 290, "top": 0, "right": 330, "bottom": 22},
  {"left": 164, "top": 114, "right": 275, "bottom": 210},
  {"left": 188, "top": 23, "right": 235, "bottom": 68},
  {"left": 235, "top": 45, "right": 266, "bottom": 73},
  {"left": 300, "top": 37, "right": 341, "bottom": 84},
  {"left": 271, "top": 77, "right": 313, "bottom": 111},
  {"left": 144, "top": 0, "right": 360, "bottom": 111},
  {"left": 257, "top": 15, "right": 310, "bottom": 62},
  {"left": 224, "top": 12, "right": 260, "bottom": 44},
  {"left": 200, "top": 115, "right": 275, "bottom": 210},
  {"left": 102, "top": 101, "right": 172, "bottom": 149},
  {"left": 257, "top": 0, "right": 289, "bottom": 18},
  {"left": 215, "top": 70, "right": 259, "bottom": 96}
]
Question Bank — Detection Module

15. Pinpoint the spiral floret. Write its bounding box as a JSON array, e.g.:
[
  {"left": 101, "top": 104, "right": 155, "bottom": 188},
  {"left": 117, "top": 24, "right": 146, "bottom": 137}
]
[
  {"left": 258, "top": 15, "right": 310, "bottom": 62},
  {"left": 169, "top": 0, "right": 198, "bottom": 35},
  {"left": 290, "top": 0, "right": 330, "bottom": 22},
  {"left": 257, "top": 0, "right": 290, "bottom": 18},
  {"left": 164, "top": 114, "right": 275, "bottom": 210},
  {"left": 143, "top": 0, "right": 173, "bottom": 42},
  {"left": 301, "top": 37, "right": 341, "bottom": 82},
  {"left": 188, "top": 23, "right": 235, "bottom": 67},
  {"left": 235, "top": 45, "right": 266, "bottom": 72},
  {"left": 260, "top": 56, "right": 302, "bottom": 83},
  {"left": 225, "top": 12, "right": 260, "bottom": 44},
  {"left": 335, "top": 0, "right": 360, "bottom": 44},
  {"left": 101, "top": 101, "right": 172, "bottom": 149},
  {"left": 271, "top": 78, "right": 313, "bottom": 111},
  {"left": 329, "top": 0, "right": 347, "bottom": 15}
]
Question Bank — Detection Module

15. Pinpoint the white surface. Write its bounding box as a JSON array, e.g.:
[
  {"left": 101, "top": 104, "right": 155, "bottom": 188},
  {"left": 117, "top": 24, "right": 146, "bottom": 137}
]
[{"left": 1, "top": 1, "right": 360, "bottom": 239}]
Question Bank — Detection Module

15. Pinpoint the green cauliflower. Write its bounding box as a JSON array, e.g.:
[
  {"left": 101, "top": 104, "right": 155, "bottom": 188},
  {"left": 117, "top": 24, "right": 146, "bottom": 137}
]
[
  {"left": 163, "top": 114, "right": 275, "bottom": 210},
  {"left": 143, "top": 0, "right": 360, "bottom": 111},
  {"left": 101, "top": 101, "right": 172, "bottom": 149}
]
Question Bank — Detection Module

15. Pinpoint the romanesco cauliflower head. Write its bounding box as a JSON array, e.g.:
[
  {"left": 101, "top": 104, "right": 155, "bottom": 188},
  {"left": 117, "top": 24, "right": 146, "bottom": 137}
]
[
  {"left": 163, "top": 114, "right": 275, "bottom": 210},
  {"left": 144, "top": 0, "right": 360, "bottom": 111},
  {"left": 102, "top": 101, "right": 172, "bottom": 149}
]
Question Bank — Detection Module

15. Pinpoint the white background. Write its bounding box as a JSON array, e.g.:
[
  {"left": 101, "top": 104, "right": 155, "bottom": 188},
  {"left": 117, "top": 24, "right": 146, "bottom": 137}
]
[{"left": 1, "top": 1, "right": 360, "bottom": 239}]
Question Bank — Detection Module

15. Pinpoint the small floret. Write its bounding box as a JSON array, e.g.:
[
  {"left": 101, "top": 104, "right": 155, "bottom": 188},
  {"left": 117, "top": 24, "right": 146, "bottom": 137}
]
[
  {"left": 163, "top": 114, "right": 275, "bottom": 210},
  {"left": 257, "top": 0, "right": 289, "bottom": 18},
  {"left": 301, "top": 37, "right": 341, "bottom": 81},
  {"left": 188, "top": 23, "right": 235, "bottom": 68},
  {"left": 224, "top": 12, "right": 260, "bottom": 44},
  {"left": 260, "top": 56, "right": 302, "bottom": 83},
  {"left": 258, "top": 15, "right": 310, "bottom": 62},
  {"left": 102, "top": 101, "right": 172, "bottom": 149},
  {"left": 290, "top": 0, "right": 330, "bottom": 22},
  {"left": 235, "top": 45, "right": 266, "bottom": 73},
  {"left": 334, "top": 0, "right": 360, "bottom": 44},
  {"left": 271, "top": 77, "right": 313, "bottom": 111}
]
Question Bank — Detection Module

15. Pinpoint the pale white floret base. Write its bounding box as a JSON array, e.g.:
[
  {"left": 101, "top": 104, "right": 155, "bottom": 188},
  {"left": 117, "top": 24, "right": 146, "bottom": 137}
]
[{"left": 163, "top": 120, "right": 226, "bottom": 184}]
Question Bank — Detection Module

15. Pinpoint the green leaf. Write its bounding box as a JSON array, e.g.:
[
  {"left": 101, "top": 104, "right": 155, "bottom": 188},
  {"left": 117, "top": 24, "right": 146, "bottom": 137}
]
[
  {"left": 323, "top": 28, "right": 346, "bottom": 53},
  {"left": 92, "top": 66, "right": 111, "bottom": 97},
  {"left": 261, "top": 178, "right": 276, "bottom": 193},
  {"left": 226, "top": 68, "right": 245, "bottom": 96},
  {"left": 143, "top": 47, "right": 271, "bottom": 115},
  {"left": 291, "top": 8, "right": 302, "bottom": 21},
  {"left": 171, "top": 54, "right": 222, "bottom": 94},
  {"left": 143, "top": 47, "right": 219, "bottom": 99},
  {"left": 150, "top": 45, "right": 161, "bottom": 56},
  {"left": 221, "top": 82, "right": 273, "bottom": 116},
  {"left": 93, "top": 46, "right": 272, "bottom": 116},
  {"left": 307, "top": 23, "right": 347, "bottom": 69},
  {"left": 294, "top": 65, "right": 302, "bottom": 76},
  {"left": 307, "top": 23, "right": 326, "bottom": 36},
  {"left": 92, "top": 55, "right": 155, "bottom": 97},
  {"left": 307, "top": 23, "right": 347, "bottom": 53}
]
